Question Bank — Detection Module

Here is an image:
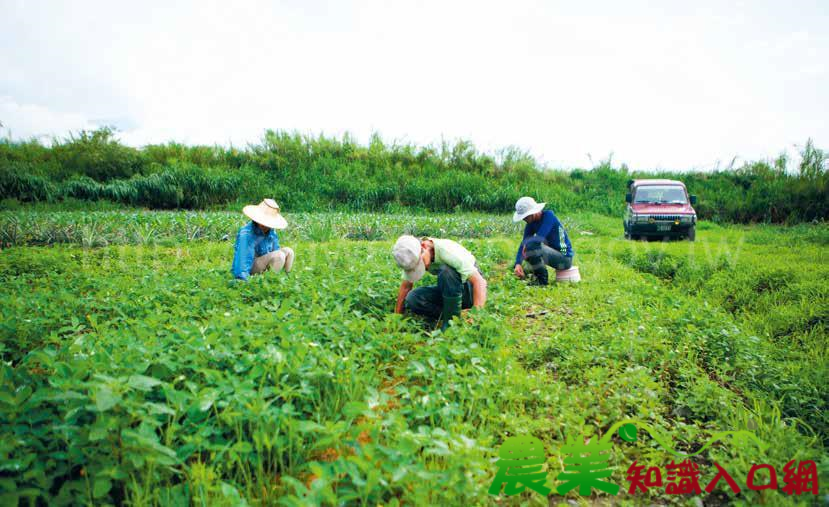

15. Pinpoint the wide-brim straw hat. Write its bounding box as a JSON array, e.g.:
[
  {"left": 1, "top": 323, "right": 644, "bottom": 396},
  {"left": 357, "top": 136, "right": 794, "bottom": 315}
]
[{"left": 243, "top": 199, "right": 288, "bottom": 230}]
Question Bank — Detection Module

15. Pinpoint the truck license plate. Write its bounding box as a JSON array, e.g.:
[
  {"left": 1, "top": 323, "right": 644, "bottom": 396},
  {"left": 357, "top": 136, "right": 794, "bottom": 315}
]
[{"left": 657, "top": 224, "right": 672, "bottom": 231}]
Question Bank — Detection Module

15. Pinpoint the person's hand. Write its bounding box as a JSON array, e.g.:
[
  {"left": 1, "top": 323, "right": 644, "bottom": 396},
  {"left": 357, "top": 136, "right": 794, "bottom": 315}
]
[{"left": 514, "top": 264, "right": 525, "bottom": 279}]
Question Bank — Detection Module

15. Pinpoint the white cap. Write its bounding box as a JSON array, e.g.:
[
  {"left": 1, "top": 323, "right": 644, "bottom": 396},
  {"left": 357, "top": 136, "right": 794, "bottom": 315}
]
[
  {"left": 392, "top": 235, "right": 426, "bottom": 283},
  {"left": 513, "top": 196, "right": 546, "bottom": 222}
]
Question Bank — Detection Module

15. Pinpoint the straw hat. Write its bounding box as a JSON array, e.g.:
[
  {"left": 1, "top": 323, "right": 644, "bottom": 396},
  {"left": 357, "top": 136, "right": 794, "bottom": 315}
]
[{"left": 243, "top": 199, "right": 288, "bottom": 230}]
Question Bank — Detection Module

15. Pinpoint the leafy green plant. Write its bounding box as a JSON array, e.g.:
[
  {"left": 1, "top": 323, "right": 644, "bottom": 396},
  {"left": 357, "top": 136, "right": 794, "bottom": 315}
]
[{"left": 0, "top": 212, "right": 826, "bottom": 505}]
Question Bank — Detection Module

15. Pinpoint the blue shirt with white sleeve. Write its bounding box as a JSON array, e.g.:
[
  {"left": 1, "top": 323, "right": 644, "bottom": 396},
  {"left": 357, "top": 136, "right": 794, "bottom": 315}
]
[{"left": 231, "top": 221, "right": 280, "bottom": 280}]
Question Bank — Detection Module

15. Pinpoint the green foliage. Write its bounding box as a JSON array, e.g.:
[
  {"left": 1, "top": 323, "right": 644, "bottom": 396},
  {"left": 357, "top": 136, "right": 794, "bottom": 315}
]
[
  {"left": 1, "top": 129, "right": 827, "bottom": 222},
  {"left": 28, "top": 164, "right": 254, "bottom": 209},
  {"left": 0, "top": 163, "right": 57, "bottom": 202},
  {"left": 50, "top": 127, "right": 145, "bottom": 180},
  {"left": 0, "top": 212, "right": 826, "bottom": 505},
  {"left": 798, "top": 138, "right": 827, "bottom": 180},
  {"left": 0, "top": 209, "right": 532, "bottom": 247}
]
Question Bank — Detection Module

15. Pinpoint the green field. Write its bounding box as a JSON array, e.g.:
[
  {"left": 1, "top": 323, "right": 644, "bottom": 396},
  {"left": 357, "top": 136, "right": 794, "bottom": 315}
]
[{"left": 1, "top": 211, "right": 827, "bottom": 505}]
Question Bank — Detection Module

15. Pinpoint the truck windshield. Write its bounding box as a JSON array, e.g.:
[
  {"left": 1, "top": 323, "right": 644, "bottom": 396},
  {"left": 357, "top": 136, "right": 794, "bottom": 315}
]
[{"left": 634, "top": 185, "right": 688, "bottom": 204}]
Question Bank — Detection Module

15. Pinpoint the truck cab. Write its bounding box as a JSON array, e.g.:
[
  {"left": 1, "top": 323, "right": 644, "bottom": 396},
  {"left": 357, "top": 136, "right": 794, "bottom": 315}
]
[{"left": 624, "top": 179, "right": 698, "bottom": 241}]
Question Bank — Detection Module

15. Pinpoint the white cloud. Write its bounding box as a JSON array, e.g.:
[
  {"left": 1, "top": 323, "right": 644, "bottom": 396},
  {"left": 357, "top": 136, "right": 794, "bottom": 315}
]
[{"left": 0, "top": 96, "right": 97, "bottom": 142}]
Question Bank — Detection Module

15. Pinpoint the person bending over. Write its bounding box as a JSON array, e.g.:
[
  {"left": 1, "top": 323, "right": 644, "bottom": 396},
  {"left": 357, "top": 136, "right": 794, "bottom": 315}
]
[
  {"left": 512, "top": 196, "right": 574, "bottom": 286},
  {"left": 392, "top": 235, "right": 487, "bottom": 329}
]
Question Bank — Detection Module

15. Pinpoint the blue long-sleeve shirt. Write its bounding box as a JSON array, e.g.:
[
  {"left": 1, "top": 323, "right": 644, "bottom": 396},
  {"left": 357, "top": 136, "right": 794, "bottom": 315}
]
[
  {"left": 515, "top": 210, "right": 574, "bottom": 266},
  {"left": 231, "top": 221, "right": 280, "bottom": 280}
]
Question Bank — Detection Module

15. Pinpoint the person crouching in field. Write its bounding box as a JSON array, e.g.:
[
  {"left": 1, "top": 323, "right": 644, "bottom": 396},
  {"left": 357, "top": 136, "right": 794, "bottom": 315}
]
[
  {"left": 512, "top": 196, "right": 574, "bottom": 286},
  {"left": 231, "top": 199, "right": 295, "bottom": 281},
  {"left": 393, "top": 235, "right": 487, "bottom": 329}
]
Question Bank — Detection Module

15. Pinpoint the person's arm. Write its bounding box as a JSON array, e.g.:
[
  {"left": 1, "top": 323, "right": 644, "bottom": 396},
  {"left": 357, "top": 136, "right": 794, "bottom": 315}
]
[
  {"left": 395, "top": 280, "right": 414, "bottom": 314},
  {"left": 468, "top": 271, "right": 488, "bottom": 308},
  {"left": 231, "top": 228, "right": 255, "bottom": 281},
  {"left": 514, "top": 241, "right": 524, "bottom": 268},
  {"left": 272, "top": 231, "right": 280, "bottom": 252},
  {"left": 515, "top": 222, "right": 531, "bottom": 266}
]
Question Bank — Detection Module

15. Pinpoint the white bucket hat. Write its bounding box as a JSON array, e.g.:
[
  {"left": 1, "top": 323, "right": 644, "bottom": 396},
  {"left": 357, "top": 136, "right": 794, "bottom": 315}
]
[
  {"left": 393, "top": 235, "right": 426, "bottom": 283},
  {"left": 513, "top": 196, "right": 546, "bottom": 222},
  {"left": 243, "top": 198, "right": 288, "bottom": 230}
]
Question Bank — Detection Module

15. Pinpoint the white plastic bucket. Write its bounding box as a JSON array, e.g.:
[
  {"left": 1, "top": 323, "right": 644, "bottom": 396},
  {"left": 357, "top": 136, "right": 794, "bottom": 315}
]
[{"left": 555, "top": 266, "right": 581, "bottom": 283}]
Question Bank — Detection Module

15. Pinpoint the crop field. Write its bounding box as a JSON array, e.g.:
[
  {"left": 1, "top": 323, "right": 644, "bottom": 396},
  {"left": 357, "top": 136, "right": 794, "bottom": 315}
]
[
  {"left": 1, "top": 211, "right": 827, "bottom": 506},
  {"left": 0, "top": 210, "right": 530, "bottom": 248}
]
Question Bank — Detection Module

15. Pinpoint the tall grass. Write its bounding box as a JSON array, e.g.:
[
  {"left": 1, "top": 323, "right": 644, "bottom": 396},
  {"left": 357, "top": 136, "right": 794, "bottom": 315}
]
[{"left": 1, "top": 129, "right": 826, "bottom": 222}]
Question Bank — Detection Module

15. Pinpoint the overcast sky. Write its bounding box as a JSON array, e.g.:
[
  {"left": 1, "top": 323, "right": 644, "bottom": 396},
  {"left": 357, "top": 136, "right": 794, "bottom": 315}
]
[{"left": 1, "top": 0, "right": 826, "bottom": 170}]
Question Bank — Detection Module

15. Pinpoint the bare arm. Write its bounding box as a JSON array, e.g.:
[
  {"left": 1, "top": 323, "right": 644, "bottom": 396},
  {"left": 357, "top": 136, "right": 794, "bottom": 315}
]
[
  {"left": 467, "top": 272, "right": 488, "bottom": 308},
  {"left": 395, "top": 280, "right": 413, "bottom": 314}
]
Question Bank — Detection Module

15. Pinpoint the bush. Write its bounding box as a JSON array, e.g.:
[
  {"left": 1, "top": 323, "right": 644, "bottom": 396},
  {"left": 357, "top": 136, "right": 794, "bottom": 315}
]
[
  {"left": 0, "top": 163, "right": 57, "bottom": 202},
  {"left": 50, "top": 127, "right": 145, "bottom": 181},
  {"left": 0, "top": 129, "right": 827, "bottom": 222}
]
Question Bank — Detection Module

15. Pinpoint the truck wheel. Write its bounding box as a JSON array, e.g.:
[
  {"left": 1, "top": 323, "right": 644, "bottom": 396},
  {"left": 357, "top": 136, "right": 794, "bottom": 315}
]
[
  {"left": 687, "top": 227, "right": 696, "bottom": 242},
  {"left": 631, "top": 234, "right": 640, "bottom": 241}
]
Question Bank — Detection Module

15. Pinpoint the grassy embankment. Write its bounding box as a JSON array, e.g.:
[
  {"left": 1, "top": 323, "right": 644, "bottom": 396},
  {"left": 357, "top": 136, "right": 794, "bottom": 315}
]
[{"left": 2, "top": 129, "right": 827, "bottom": 223}]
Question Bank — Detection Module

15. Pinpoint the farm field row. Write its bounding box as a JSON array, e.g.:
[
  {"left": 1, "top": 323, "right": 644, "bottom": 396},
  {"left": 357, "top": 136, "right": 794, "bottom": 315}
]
[
  {"left": 3, "top": 208, "right": 827, "bottom": 248},
  {"left": 0, "top": 209, "right": 542, "bottom": 247},
  {"left": 1, "top": 213, "right": 827, "bottom": 505}
]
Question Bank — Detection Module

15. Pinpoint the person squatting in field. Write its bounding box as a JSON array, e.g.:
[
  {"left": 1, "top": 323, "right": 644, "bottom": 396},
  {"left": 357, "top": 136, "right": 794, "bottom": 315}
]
[
  {"left": 231, "top": 199, "right": 295, "bottom": 280},
  {"left": 392, "top": 235, "right": 488, "bottom": 330},
  {"left": 512, "top": 196, "right": 574, "bottom": 286}
]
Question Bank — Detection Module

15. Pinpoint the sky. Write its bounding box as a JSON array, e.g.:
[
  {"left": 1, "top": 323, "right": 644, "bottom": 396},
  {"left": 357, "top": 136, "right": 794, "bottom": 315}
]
[{"left": 1, "top": 0, "right": 827, "bottom": 171}]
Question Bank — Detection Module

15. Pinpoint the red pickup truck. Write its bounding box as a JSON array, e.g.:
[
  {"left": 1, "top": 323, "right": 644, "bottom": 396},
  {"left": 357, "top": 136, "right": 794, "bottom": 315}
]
[{"left": 623, "top": 179, "right": 698, "bottom": 241}]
